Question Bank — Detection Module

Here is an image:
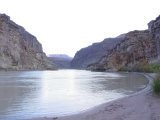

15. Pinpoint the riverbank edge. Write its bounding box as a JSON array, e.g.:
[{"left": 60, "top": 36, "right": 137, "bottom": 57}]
[{"left": 31, "top": 72, "right": 155, "bottom": 120}]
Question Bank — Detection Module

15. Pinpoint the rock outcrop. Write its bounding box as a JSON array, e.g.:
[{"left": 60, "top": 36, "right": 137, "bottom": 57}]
[
  {"left": 48, "top": 54, "right": 72, "bottom": 68},
  {"left": 87, "top": 30, "right": 157, "bottom": 71},
  {"left": 148, "top": 15, "right": 160, "bottom": 60},
  {"left": 88, "top": 15, "right": 160, "bottom": 71},
  {"left": 0, "top": 14, "right": 56, "bottom": 70},
  {"left": 71, "top": 37, "right": 124, "bottom": 69}
]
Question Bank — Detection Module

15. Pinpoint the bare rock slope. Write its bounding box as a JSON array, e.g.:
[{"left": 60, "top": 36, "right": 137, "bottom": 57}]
[
  {"left": 71, "top": 37, "right": 124, "bottom": 69},
  {"left": 0, "top": 14, "right": 56, "bottom": 70},
  {"left": 88, "top": 30, "right": 157, "bottom": 71},
  {"left": 88, "top": 15, "right": 160, "bottom": 71}
]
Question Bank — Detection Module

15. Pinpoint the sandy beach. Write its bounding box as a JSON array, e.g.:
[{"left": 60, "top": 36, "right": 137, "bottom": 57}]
[{"left": 32, "top": 73, "right": 160, "bottom": 120}]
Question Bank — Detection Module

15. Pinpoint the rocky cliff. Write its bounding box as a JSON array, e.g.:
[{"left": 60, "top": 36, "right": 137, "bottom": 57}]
[
  {"left": 148, "top": 15, "right": 160, "bottom": 60},
  {"left": 71, "top": 37, "right": 124, "bottom": 69},
  {"left": 0, "top": 14, "right": 56, "bottom": 70},
  {"left": 87, "top": 30, "right": 157, "bottom": 71},
  {"left": 88, "top": 15, "right": 160, "bottom": 71}
]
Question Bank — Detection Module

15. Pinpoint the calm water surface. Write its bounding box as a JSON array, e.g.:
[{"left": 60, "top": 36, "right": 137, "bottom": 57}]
[{"left": 0, "top": 70, "right": 148, "bottom": 120}]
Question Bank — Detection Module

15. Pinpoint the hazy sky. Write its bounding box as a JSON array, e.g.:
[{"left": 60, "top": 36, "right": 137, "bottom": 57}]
[{"left": 1, "top": 0, "right": 160, "bottom": 57}]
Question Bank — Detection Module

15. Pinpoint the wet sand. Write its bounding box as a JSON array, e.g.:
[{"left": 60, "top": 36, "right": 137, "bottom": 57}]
[{"left": 32, "top": 73, "right": 160, "bottom": 120}]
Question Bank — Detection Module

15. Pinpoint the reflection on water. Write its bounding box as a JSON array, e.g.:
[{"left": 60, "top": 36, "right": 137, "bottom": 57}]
[{"left": 0, "top": 70, "right": 148, "bottom": 119}]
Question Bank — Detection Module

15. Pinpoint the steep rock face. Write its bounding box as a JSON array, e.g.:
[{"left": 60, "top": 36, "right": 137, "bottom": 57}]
[
  {"left": 0, "top": 14, "right": 56, "bottom": 70},
  {"left": 87, "top": 15, "right": 160, "bottom": 71},
  {"left": 148, "top": 15, "right": 160, "bottom": 59},
  {"left": 88, "top": 30, "right": 157, "bottom": 71},
  {"left": 71, "top": 37, "right": 124, "bottom": 69}
]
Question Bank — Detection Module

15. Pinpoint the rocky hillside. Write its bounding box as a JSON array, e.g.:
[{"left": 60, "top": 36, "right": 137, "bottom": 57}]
[
  {"left": 88, "top": 15, "right": 160, "bottom": 71},
  {"left": 148, "top": 15, "right": 160, "bottom": 59},
  {"left": 48, "top": 54, "right": 72, "bottom": 68},
  {"left": 0, "top": 14, "right": 56, "bottom": 70},
  {"left": 71, "top": 37, "right": 125, "bottom": 69}
]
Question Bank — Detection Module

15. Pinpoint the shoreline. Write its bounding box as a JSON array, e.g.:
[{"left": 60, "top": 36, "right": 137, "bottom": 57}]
[{"left": 32, "top": 73, "right": 159, "bottom": 120}]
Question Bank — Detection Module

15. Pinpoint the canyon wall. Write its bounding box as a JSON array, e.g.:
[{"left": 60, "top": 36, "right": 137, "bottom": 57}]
[
  {"left": 87, "top": 15, "right": 160, "bottom": 71},
  {"left": 71, "top": 37, "right": 124, "bottom": 69},
  {"left": 0, "top": 14, "right": 56, "bottom": 70},
  {"left": 87, "top": 30, "right": 157, "bottom": 71}
]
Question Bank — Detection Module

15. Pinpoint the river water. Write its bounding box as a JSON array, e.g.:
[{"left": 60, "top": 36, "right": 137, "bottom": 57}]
[{"left": 0, "top": 70, "right": 148, "bottom": 120}]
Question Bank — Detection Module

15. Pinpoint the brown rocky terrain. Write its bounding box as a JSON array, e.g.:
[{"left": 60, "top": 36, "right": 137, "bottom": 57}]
[
  {"left": 0, "top": 14, "right": 57, "bottom": 70},
  {"left": 148, "top": 15, "right": 160, "bottom": 59},
  {"left": 88, "top": 30, "right": 157, "bottom": 71},
  {"left": 87, "top": 15, "right": 160, "bottom": 71},
  {"left": 71, "top": 37, "right": 125, "bottom": 69}
]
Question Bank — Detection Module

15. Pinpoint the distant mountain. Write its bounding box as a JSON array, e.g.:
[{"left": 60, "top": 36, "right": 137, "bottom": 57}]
[
  {"left": 48, "top": 54, "right": 73, "bottom": 68},
  {"left": 48, "top": 54, "right": 72, "bottom": 60}
]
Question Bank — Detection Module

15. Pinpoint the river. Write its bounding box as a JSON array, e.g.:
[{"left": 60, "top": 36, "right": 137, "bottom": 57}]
[{"left": 0, "top": 70, "right": 148, "bottom": 120}]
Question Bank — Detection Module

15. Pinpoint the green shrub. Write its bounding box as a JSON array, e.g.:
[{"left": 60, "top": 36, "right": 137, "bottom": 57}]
[
  {"left": 153, "top": 75, "right": 160, "bottom": 94},
  {"left": 141, "top": 63, "right": 160, "bottom": 73},
  {"left": 119, "top": 63, "right": 160, "bottom": 73}
]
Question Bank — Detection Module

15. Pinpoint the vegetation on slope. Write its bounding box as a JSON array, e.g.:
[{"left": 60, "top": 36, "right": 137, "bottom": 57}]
[
  {"left": 119, "top": 63, "right": 160, "bottom": 73},
  {"left": 153, "top": 76, "right": 160, "bottom": 94}
]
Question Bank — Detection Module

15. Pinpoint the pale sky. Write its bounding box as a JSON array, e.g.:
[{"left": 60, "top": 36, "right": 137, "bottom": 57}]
[{"left": 1, "top": 0, "right": 160, "bottom": 57}]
